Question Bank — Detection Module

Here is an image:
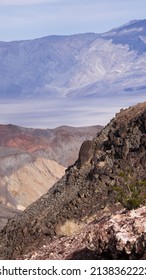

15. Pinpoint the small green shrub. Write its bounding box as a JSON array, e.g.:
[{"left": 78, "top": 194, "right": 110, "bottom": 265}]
[{"left": 112, "top": 178, "right": 146, "bottom": 210}]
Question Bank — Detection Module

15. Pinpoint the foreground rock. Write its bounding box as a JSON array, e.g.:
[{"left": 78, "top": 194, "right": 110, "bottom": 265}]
[
  {"left": 21, "top": 206, "right": 146, "bottom": 260},
  {"left": 0, "top": 101, "right": 146, "bottom": 259}
]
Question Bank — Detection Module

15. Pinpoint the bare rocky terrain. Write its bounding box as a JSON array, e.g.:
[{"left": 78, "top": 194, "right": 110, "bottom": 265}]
[
  {"left": 0, "top": 204, "right": 20, "bottom": 232},
  {"left": 21, "top": 205, "right": 146, "bottom": 260},
  {"left": 0, "top": 101, "right": 146, "bottom": 259}
]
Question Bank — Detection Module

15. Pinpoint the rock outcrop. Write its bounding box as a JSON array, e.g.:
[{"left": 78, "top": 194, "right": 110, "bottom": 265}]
[{"left": 0, "top": 101, "right": 146, "bottom": 259}]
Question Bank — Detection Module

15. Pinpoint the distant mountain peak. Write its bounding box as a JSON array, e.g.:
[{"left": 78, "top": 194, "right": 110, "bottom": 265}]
[
  {"left": 118, "top": 18, "right": 146, "bottom": 28},
  {"left": 120, "top": 19, "right": 143, "bottom": 28}
]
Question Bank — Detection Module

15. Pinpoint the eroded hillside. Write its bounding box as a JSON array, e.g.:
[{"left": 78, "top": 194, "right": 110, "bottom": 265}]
[{"left": 0, "top": 124, "right": 100, "bottom": 229}]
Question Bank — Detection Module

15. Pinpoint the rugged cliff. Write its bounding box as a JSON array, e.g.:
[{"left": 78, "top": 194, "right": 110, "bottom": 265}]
[{"left": 0, "top": 101, "right": 146, "bottom": 259}]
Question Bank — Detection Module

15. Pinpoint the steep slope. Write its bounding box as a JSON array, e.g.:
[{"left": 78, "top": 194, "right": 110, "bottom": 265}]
[
  {"left": 0, "top": 157, "right": 65, "bottom": 210},
  {"left": 0, "top": 101, "right": 146, "bottom": 259}
]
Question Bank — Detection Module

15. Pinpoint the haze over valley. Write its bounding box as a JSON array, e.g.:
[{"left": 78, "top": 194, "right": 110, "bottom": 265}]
[{"left": 0, "top": 19, "right": 146, "bottom": 127}]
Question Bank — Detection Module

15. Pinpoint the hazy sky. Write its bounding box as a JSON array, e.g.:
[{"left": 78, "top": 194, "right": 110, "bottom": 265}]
[
  {"left": 0, "top": 95, "right": 146, "bottom": 128},
  {"left": 0, "top": 0, "right": 146, "bottom": 41}
]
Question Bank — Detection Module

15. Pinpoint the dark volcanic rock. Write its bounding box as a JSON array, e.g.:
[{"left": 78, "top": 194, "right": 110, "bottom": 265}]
[
  {"left": 0, "top": 101, "right": 146, "bottom": 259},
  {"left": 0, "top": 204, "right": 20, "bottom": 232}
]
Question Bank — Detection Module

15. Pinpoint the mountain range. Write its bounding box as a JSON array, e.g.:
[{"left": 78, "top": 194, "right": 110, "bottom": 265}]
[
  {"left": 0, "top": 19, "right": 146, "bottom": 127},
  {"left": 0, "top": 19, "right": 146, "bottom": 99}
]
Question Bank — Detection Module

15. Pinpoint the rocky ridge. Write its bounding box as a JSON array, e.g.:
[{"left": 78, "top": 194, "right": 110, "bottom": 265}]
[{"left": 0, "top": 101, "right": 146, "bottom": 259}]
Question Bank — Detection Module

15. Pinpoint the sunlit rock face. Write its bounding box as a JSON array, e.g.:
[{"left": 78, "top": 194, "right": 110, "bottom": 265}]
[{"left": 0, "top": 157, "right": 65, "bottom": 210}]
